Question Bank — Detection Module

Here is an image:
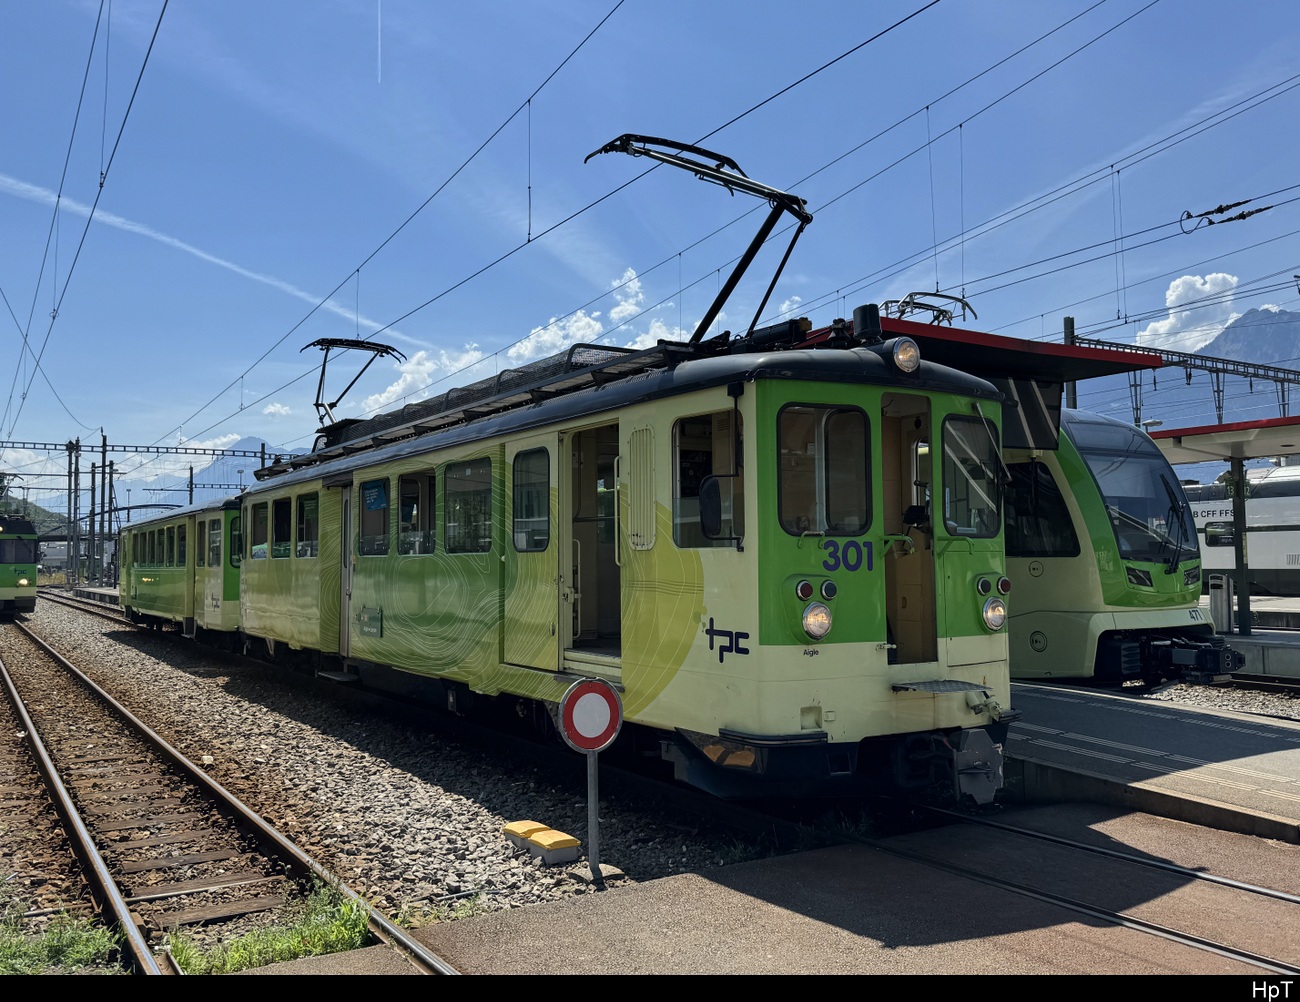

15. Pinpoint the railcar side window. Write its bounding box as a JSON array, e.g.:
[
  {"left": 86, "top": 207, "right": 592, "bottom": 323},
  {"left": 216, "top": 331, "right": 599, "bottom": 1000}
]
[
  {"left": 250, "top": 502, "right": 269, "bottom": 559},
  {"left": 513, "top": 450, "right": 549, "bottom": 552},
  {"left": 197, "top": 521, "right": 206, "bottom": 567},
  {"left": 271, "top": 498, "right": 292, "bottom": 558},
  {"left": 446, "top": 457, "right": 492, "bottom": 553},
  {"left": 167, "top": 526, "right": 176, "bottom": 566},
  {"left": 297, "top": 493, "right": 319, "bottom": 557},
  {"left": 177, "top": 524, "right": 187, "bottom": 565},
  {"left": 359, "top": 479, "right": 390, "bottom": 555},
  {"left": 1004, "top": 461, "right": 1079, "bottom": 557},
  {"left": 230, "top": 515, "right": 242, "bottom": 568},
  {"left": 1205, "top": 521, "right": 1235, "bottom": 547},
  {"left": 777, "top": 405, "right": 869, "bottom": 536},
  {"left": 397, "top": 475, "right": 435, "bottom": 555},
  {"left": 941, "top": 416, "right": 1001, "bottom": 538},
  {"left": 674, "top": 412, "right": 743, "bottom": 547},
  {"left": 209, "top": 518, "right": 222, "bottom": 566},
  {"left": 148, "top": 530, "right": 157, "bottom": 565}
]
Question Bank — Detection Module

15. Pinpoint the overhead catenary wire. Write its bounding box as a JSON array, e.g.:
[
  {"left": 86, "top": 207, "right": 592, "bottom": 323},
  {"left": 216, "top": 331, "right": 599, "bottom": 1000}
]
[
  {"left": 46, "top": 1, "right": 1296, "bottom": 487},
  {"left": 127, "top": 1, "right": 948, "bottom": 466},
  {"left": 0, "top": 0, "right": 112, "bottom": 435},
  {"left": 5, "top": 0, "right": 170, "bottom": 439}
]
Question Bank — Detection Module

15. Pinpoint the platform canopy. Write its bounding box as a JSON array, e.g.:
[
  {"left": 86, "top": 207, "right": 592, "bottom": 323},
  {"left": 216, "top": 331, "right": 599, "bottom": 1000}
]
[
  {"left": 877, "top": 316, "right": 1164, "bottom": 450},
  {"left": 880, "top": 316, "right": 1164, "bottom": 383},
  {"left": 1148, "top": 414, "right": 1300, "bottom": 464}
]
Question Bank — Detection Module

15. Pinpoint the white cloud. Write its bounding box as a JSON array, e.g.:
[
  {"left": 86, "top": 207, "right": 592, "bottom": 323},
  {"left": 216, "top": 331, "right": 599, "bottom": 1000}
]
[
  {"left": 177, "top": 432, "right": 243, "bottom": 452},
  {"left": 1136, "top": 273, "right": 1239, "bottom": 353},
  {"left": 609, "top": 268, "right": 644, "bottom": 323},
  {"left": 263, "top": 402, "right": 291, "bottom": 416},
  {"left": 623, "top": 317, "right": 688, "bottom": 351},
  {"left": 357, "top": 345, "right": 486, "bottom": 414},
  {"left": 778, "top": 296, "right": 803, "bottom": 316},
  {"left": 508, "top": 311, "right": 605, "bottom": 363}
]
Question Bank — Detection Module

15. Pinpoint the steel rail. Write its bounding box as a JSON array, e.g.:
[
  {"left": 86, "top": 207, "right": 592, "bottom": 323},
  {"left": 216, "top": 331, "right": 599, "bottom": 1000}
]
[
  {"left": 0, "top": 642, "right": 163, "bottom": 974},
  {"left": 849, "top": 831, "right": 1300, "bottom": 975},
  {"left": 925, "top": 806, "right": 1300, "bottom": 907},
  {"left": 15, "top": 614, "right": 460, "bottom": 975}
]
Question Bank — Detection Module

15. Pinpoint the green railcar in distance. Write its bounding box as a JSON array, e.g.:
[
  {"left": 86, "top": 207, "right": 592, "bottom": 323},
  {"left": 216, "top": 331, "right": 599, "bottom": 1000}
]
[
  {"left": 0, "top": 515, "right": 39, "bottom": 613},
  {"left": 120, "top": 497, "right": 242, "bottom": 642},
  {"left": 1005, "top": 409, "right": 1242, "bottom": 685}
]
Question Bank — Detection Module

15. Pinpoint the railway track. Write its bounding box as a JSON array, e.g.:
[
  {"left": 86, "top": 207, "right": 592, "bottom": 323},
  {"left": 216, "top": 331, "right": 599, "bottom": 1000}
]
[
  {"left": 1227, "top": 672, "right": 1300, "bottom": 697},
  {"left": 25, "top": 591, "right": 1300, "bottom": 973},
  {"left": 0, "top": 615, "right": 457, "bottom": 975},
  {"left": 849, "top": 804, "right": 1300, "bottom": 974}
]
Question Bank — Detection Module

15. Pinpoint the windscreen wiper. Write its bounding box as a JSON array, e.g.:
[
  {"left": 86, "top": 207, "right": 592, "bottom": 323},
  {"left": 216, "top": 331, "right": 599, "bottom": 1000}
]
[{"left": 1159, "top": 472, "right": 1191, "bottom": 573}]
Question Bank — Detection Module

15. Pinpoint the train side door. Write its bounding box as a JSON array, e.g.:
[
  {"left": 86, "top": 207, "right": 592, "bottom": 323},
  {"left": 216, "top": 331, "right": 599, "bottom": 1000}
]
[
  {"left": 881, "top": 394, "right": 938, "bottom": 663},
  {"left": 340, "top": 491, "right": 353, "bottom": 657},
  {"left": 503, "top": 434, "right": 560, "bottom": 672},
  {"left": 559, "top": 421, "right": 622, "bottom": 674}
]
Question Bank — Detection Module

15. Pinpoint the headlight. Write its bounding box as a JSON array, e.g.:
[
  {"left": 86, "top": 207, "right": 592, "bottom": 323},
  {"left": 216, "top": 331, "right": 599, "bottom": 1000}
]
[
  {"left": 1126, "top": 567, "right": 1153, "bottom": 587},
  {"left": 16, "top": 578, "right": 28, "bottom": 587},
  {"left": 803, "top": 602, "right": 832, "bottom": 640},
  {"left": 892, "top": 337, "right": 920, "bottom": 372},
  {"left": 982, "top": 597, "right": 1007, "bottom": 631}
]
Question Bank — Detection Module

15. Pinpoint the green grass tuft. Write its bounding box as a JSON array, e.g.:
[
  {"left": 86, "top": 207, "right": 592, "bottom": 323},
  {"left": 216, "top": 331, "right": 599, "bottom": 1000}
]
[
  {"left": 166, "top": 884, "right": 370, "bottom": 975},
  {"left": 0, "top": 884, "right": 123, "bottom": 975}
]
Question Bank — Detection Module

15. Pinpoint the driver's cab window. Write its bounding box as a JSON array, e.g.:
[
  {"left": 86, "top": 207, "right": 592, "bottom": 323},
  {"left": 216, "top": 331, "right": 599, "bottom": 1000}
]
[
  {"left": 778, "top": 404, "right": 869, "bottom": 536},
  {"left": 673, "top": 411, "right": 742, "bottom": 547}
]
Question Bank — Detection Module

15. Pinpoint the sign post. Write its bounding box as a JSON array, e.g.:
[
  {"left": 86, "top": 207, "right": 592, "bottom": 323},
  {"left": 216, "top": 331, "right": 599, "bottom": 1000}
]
[{"left": 557, "top": 678, "right": 623, "bottom": 886}]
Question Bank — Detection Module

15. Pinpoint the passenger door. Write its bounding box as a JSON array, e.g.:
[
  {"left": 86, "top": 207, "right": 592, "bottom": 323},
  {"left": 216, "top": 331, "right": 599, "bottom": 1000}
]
[
  {"left": 340, "top": 491, "right": 352, "bottom": 657},
  {"left": 503, "top": 434, "right": 560, "bottom": 672}
]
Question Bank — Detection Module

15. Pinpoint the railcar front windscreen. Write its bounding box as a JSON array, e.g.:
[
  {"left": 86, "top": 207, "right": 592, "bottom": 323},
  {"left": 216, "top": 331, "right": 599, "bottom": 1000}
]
[
  {"left": 1067, "top": 417, "right": 1199, "bottom": 566},
  {"left": 0, "top": 538, "right": 36, "bottom": 563}
]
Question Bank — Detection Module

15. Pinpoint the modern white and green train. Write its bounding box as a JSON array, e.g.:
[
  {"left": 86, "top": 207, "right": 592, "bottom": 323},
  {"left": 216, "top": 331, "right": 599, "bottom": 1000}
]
[
  {"left": 0, "top": 515, "right": 39, "bottom": 614},
  {"left": 120, "top": 310, "right": 1020, "bottom": 804},
  {"left": 1003, "top": 409, "right": 1241, "bottom": 685}
]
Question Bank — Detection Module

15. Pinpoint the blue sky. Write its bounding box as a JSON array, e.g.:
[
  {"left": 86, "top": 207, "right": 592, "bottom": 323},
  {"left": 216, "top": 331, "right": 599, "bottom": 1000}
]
[{"left": 2, "top": 0, "right": 1298, "bottom": 505}]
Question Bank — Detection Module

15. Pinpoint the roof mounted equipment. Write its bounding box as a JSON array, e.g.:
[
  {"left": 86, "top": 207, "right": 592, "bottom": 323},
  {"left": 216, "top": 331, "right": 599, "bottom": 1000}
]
[
  {"left": 586, "top": 134, "right": 812, "bottom": 344},
  {"left": 880, "top": 291, "right": 977, "bottom": 327},
  {"left": 303, "top": 338, "right": 407, "bottom": 426}
]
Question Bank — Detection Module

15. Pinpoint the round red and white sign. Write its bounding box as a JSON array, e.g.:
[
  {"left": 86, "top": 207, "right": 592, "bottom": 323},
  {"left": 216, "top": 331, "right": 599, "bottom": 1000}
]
[{"left": 559, "top": 679, "right": 623, "bottom": 753}]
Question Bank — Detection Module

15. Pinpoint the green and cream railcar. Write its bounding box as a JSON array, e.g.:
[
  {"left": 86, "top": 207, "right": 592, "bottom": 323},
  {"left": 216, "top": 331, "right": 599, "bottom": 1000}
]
[
  {"left": 246, "top": 325, "right": 1017, "bottom": 802},
  {"left": 121, "top": 497, "right": 242, "bottom": 638},
  {"left": 0, "top": 516, "right": 39, "bottom": 613},
  {"left": 1005, "top": 410, "right": 1239, "bottom": 684}
]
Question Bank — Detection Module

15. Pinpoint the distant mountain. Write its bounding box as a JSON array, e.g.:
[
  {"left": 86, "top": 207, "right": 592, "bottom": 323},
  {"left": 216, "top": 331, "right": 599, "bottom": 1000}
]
[
  {"left": 1069, "top": 307, "right": 1300, "bottom": 483},
  {"left": 1196, "top": 307, "right": 1300, "bottom": 364}
]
